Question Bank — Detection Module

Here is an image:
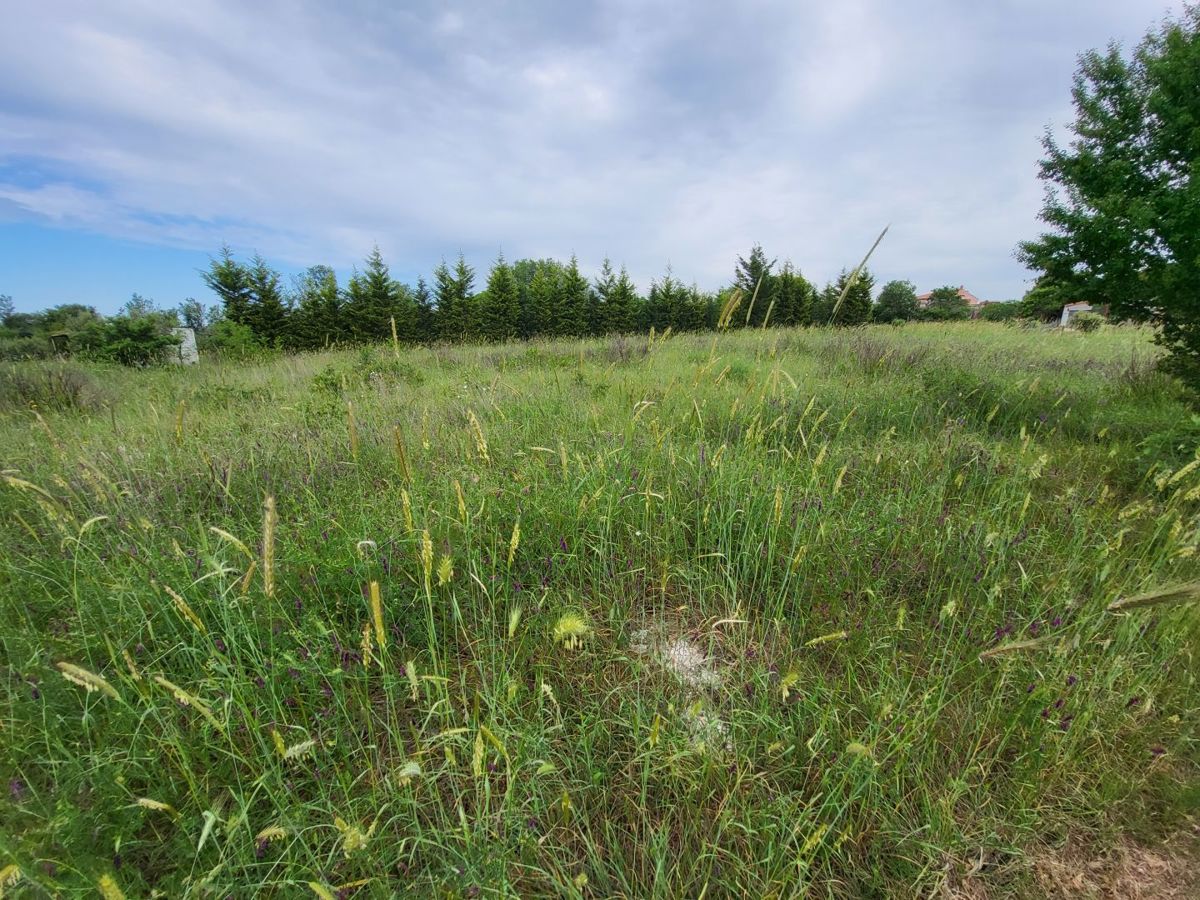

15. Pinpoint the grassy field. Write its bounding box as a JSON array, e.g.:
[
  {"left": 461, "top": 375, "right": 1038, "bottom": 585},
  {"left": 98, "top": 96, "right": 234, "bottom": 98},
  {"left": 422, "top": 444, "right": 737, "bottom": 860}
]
[{"left": 1, "top": 322, "right": 1198, "bottom": 898}]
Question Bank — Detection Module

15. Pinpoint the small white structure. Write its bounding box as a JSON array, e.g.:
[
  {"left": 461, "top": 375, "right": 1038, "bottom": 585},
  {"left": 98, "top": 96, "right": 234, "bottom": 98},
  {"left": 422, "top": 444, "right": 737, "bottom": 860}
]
[
  {"left": 171, "top": 327, "right": 199, "bottom": 364},
  {"left": 1060, "top": 302, "right": 1093, "bottom": 328}
]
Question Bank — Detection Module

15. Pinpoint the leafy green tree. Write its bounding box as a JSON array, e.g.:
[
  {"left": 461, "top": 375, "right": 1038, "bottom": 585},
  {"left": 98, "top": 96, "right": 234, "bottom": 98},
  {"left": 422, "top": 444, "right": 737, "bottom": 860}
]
[
  {"left": 202, "top": 245, "right": 253, "bottom": 326},
  {"left": 177, "top": 298, "right": 208, "bottom": 333},
  {"left": 925, "top": 286, "right": 971, "bottom": 321},
  {"left": 980, "top": 301, "right": 1021, "bottom": 322},
  {"left": 734, "top": 244, "right": 777, "bottom": 327},
  {"left": 1018, "top": 6, "right": 1200, "bottom": 383},
  {"left": 874, "top": 280, "right": 919, "bottom": 323},
  {"left": 123, "top": 293, "right": 162, "bottom": 320},
  {"left": 480, "top": 253, "right": 520, "bottom": 341},
  {"left": 1017, "top": 276, "right": 1070, "bottom": 321},
  {"left": 92, "top": 314, "right": 181, "bottom": 366},
  {"left": 200, "top": 319, "right": 261, "bottom": 359}
]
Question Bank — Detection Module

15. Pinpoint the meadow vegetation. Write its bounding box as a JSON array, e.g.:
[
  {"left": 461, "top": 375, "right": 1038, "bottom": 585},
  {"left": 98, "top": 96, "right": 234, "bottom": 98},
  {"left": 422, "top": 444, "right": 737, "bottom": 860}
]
[{"left": 1, "top": 322, "right": 1198, "bottom": 897}]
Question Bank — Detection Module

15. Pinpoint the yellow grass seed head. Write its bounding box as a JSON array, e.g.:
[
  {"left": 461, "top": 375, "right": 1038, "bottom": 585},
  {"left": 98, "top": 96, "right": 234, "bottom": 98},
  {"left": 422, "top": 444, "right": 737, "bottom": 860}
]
[
  {"left": 508, "top": 519, "right": 521, "bottom": 566},
  {"left": 262, "top": 495, "right": 277, "bottom": 598},
  {"left": 393, "top": 424, "right": 411, "bottom": 483},
  {"left": 437, "top": 554, "right": 454, "bottom": 586},
  {"left": 420, "top": 529, "right": 433, "bottom": 592},
  {"left": 405, "top": 659, "right": 419, "bottom": 701},
  {"left": 333, "top": 815, "right": 376, "bottom": 857},
  {"left": 454, "top": 479, "right": 468, "bottom": 523},
  {"left": 282, "top": 739, "right": 317, "bottom": 761},
  {"left": 136, "top": 797, "right": 179, "bottom": 817},
  {"left": 347, "top": 401, "right": 359, "bottom": 460},
  {"left": 0, "top": 864, "right": 23, "bottom": 893},
  {"left": 467, "top": 409, "right": 490, "bottom": 463},
  {"left": 805, "top": 630, "right": 849, "bottom": 648},
  {"left": 400, "top": 489, "right": 414, "bottom": 533},
  {"left": 369, "top": 581, "right": 387, "bottom": 651},
  {"left": 57, "top": 661, "right": 119, "bottom": 699},
  {"left": 553, "top": 611, "right": 591, "bottom": 650},
  {"left": 395, "top": 760, "right": 421, "bottom": 786},
  {"left": 255, "top": 825, "right": 288, "bottom": 844},
  {"left": 361, "top": 621, "right": 374, "bottom": 669},
  {"left": 97, "top": 873, "right": 126, "bottom": 900},
  {"left": 163, "top": 583, "right": 207, "bottom": 634}
]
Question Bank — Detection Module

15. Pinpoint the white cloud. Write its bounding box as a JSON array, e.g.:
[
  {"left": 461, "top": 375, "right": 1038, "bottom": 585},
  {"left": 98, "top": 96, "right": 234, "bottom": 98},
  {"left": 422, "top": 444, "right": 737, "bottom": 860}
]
[{"left": 0, "top": 0, "right": 1186, "bottom": 299}]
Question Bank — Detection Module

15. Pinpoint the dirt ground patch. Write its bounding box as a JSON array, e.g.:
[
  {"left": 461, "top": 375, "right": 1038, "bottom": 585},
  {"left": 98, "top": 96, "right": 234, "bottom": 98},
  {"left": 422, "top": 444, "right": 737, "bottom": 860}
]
[
  {"left": 1031, "top": 827, "right": 1200, "bottom": 899},
  {"left": 938, "top": 823, "right": 1200, "bottom": 899}
]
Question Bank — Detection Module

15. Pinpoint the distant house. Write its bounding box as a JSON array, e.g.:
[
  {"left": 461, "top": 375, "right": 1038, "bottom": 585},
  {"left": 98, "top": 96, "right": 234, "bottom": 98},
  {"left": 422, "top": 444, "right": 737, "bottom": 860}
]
[
  {"left": 915, "top": 286, "right": 987, "bottom": 316},
  {"left": 1060, "top": 302, "right": 1094, "bottom": 327}
]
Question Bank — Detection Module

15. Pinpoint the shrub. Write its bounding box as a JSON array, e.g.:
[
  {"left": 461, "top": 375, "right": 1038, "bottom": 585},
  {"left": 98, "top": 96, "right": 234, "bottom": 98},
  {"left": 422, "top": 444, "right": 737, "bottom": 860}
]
[
  {"left": 197, "top": 320, "right": 262, "bottom": 360},
  {"left": 0, "top": 334, "right": 54, "bottom": 361},
  {"left": 980, "top": 302, "right": 1021, "bottom": 322},
  {"left": 1072, "top": 312, "right": 1104, "bottom": 333},
  {"left": 0, "top": 362, "right": 107, "bottom": 413}
]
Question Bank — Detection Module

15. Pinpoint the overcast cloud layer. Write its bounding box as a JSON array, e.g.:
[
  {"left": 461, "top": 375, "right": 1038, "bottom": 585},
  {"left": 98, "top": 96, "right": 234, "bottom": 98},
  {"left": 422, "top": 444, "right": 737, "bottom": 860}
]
[{"left": 0, "top": 0, "right": 1184, "bottom": 303}]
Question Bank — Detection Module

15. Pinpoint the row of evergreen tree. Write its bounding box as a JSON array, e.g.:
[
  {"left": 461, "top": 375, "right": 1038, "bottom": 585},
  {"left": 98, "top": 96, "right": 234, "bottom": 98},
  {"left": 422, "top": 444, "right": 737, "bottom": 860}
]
[{"left": 199, "top": 245, "right": 885, "bottom": 351}]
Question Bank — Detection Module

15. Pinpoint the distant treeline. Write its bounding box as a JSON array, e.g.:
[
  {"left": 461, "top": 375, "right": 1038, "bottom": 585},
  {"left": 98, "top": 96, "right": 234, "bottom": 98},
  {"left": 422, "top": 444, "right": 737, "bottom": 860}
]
[{"left": 0, "top": 245, "right": 1022, "bottom": 362}]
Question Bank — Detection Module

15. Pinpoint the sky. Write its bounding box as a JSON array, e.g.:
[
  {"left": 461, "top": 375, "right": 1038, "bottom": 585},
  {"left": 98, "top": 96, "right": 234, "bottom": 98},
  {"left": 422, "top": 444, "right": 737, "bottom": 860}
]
[{"left": 0, "top": 0, "right": 1185, "bottom": 314}]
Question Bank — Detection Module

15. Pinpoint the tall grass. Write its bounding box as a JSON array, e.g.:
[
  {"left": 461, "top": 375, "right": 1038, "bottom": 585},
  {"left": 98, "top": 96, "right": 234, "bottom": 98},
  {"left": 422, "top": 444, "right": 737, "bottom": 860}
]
[{"left": 0, "top": 323, "right": 1197, "bottom": 897}]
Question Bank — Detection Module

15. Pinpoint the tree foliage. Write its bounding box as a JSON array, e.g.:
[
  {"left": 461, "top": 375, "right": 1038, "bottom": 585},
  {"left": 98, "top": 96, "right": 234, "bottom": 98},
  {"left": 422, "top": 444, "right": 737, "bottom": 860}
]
[
  {"left": 1018, "top": 6, "right": 1200, "bottom": 383},
  {"left": 925, "top": 286, "right": 971, "bottom": 321},
  {"left": 874, "top": 280, "right": 919, "bottom": 323}
]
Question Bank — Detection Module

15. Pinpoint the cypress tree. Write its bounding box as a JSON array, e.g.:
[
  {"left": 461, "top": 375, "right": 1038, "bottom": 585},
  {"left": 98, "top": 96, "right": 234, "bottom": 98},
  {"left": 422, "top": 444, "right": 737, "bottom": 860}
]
[
  {"left": 481, "top": 253, "right": 520, "bottom": 341},
  {"left": 608, "top": 264, "right": 639, "bottom": 334},
  {"left": 592, "top": 258, "right": 617, "bottom": 334},
  {"left": 344, "top": 247, "right": 411, "bottom": 343},
  {"left": 434, "top": 260, "right": 460, "bottom": 341},
  {"left": 524, "top": 261, "right": 561, "bottom": 338},
  {"left": 734, "top": 244, "right": 777, "bottom": 327},
  {"left": 246, "top": 254, "right": 290, "bottom": 345},
  {"left": 291, "top": 265, "right": 342, "bottom": 349},
  {"left": 820, "top": 268, "right": 875, "bottom": 326},
  {"left": 202, "top": 245, "right": 253, "bottom": 327},
  {"left": 414, "top": 276, "right": 435, "bottom": 342},
  {"left": 559, "top": 255, "right": 589, "bottom": 336},
  {"left": 774, "top": 262, "right": 814, "bottom": 326},
  {"left": 452, "top": 254, "right": 476, "bottom": 340}
]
